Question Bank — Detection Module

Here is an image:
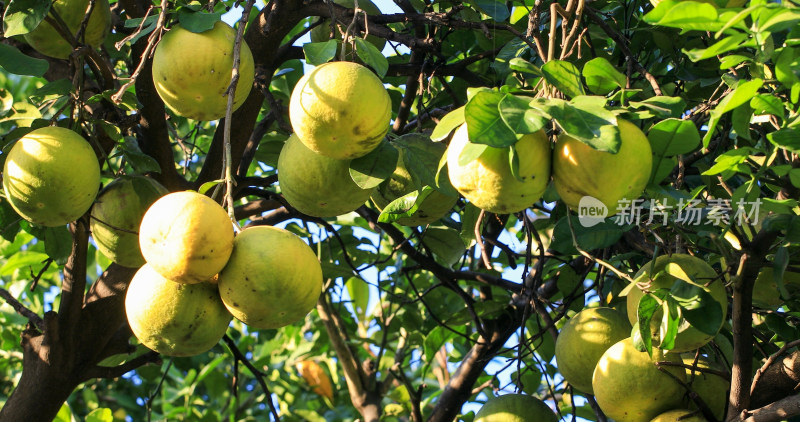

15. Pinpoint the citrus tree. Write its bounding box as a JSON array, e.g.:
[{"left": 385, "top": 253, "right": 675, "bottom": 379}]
[{"left": 1, "top": 0, "right": 800, "bottom": 421}]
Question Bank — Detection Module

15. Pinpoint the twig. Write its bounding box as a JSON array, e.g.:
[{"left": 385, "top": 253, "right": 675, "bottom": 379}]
[
  {"left": 0, "top": 288, "right": 44, "bottom": 331},
  {"left": 112, "top": 0, "right": 169, "bottom": 103},
  {"left": 750, "top": 339, "right": 800, "bottom": 396},
  {"left": 474, "top": 210, "right": 493, "bottom": 270},
  {"left": 222, "top": 334, "right": 280, "bottom": 421}
]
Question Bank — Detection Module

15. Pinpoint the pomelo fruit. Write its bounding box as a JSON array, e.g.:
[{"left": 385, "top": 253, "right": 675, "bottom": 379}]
[
  {"left": 296, "top": 360, "right": 334, "bottom": 400},
  {"left": 138, "top": 191, "right": 234, "bottom": 284},
  {"left": 152, "top": 21, "right": 255, "bottom": 121},
  {"left": 626, "top": 254, "right": 728, "bottom": 353},
  {"left": 592, "top": 338, "right": 687, "bottom": 422},
  {"left": 682, "top": 356, "right": 729, "bottom": 420},
  {"left": 3, "top": 126, "right": 100, "bottom": 227},
  {"left": 309, "top": 0, "right": 386, "bottom": 55},
  {"left": 277, "top": 133, "right": 374, "bottom": 217},
  {"left": 289, "top": 61, "right": 391, "bottom": 160},
  {"left": 554, "top": 307, "right": 632, "bottom": 393},
  {"left": 217, "top": 225, "right": 322, "bottom": 329},
  {"left": 90, "top": 176, "right": 168, "bottom": 268},
  {"left": 371, "top": 135, "right": 457, "bottom": 226},
  {"left": 553, "top": 119, "right": 652, "bottom": 216},
  {"left": 446, "top": 125, "right": 551, "bottom": 214},
  {"left": 650, "top": 409, "right": 707, "bottom": 422},
  {"left": 125, "top": 263, "right": 232, "bottom": 357},
  {"left": 23, "top": 0, "right": 111, "bottom": 59},
  {"left": 474, "top": 394, "right": 558, "bottom": 422}
]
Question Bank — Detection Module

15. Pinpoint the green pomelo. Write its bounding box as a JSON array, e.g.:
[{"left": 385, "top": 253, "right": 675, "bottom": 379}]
[
  {"left": 277, "top": 133, "right": 374, "bottom": 217},
  {"left": 446, "top": 125, "right": 551, "bottom": 214},
  {"left": 90, "top": 176, "right": 168, "bottom": 268},
  {"left": 553, "top": 119, "right": 652, "bottom": 216},
  {"left": 3, "top": 126, "right": 100, "bottom": 227},
  {"left": 125, "top": 264, "right": 232, "bottom": 357},
  {"left": 650, "top": 409, "right": 707, "bottom": 422},
  {"left": 23, "top": 0, "right": 111, "bottom": 59},
  {"left": 371, "top": 135, "right": 457, "bottom": 226},
  {"left": 626, "top": 254, "right": 728, "bottom": 353},
  {"left": 217, "top": 226, "right": 323, "bottom": 329},
  {"left": 474, "top": 394, "right": 558, "bottom": 422},
  {"left": 152, "top": 21, "right": 255, "bottom": 121},
  {"left": 682, "top": 356, "right": 729, "bottom": 420},
  {"left": 555, "top": 307, "right": 632, "bottom": 393},
  {"left": 309, "top": 0, "right": 386, "bottom": 54},
  {"left": 289, "top": 61, "right": 391, "bottom": 160},
  {"left": 592, "top": 338, "right": 687, "bottom": 422},
  {"left": 752, "top": 267, "right": 800, "bottom": 308}
]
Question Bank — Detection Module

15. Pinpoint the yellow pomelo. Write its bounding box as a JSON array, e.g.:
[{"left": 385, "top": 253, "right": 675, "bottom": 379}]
[
  {"left": 217, "top": 226, "right": 322, "bottom": 329},
  {"left": 277, "top": 134, "right": 374, "bottom": 217},
  {"left": 90, "top": 176, "right": 168, "bottom": 268},
  {"left": 650, "top": 409, "right": 707, "bottom": 422},
  {"left": 289, "top": 61, "right": 391, "bottom": 160},
  {"left": 3, "top": 127, "right": 100, "bottom": 227},
  {"left": 554, "top": 307, "right": 632, "bottom": 393},
  {"left": 446, "top": 125, "right": 551, "bottom": 214},
  {"left": 309, "top": 0, "right": 386, "bottom": 54},
  {"left": 626, "top": 254, "right": 728, "bottom": 352},
  {"left": 474, "top": 394, "right": 558, "bottom": 422},
  {"left": 152, "top": 21, "right": 255, "bottom": 121},
  {"left": 682, "top": 356, "right": 729, "bottom": 420},
  {"left": 371, "top": 136, "right": 457, "bottom": 226},
  {"left": 125, "top": 264, "right": 232, "bottom": 357},
  {"left": 592, "top": 338, "right": 687, "bottom": 422},
  {"left": 553, "top": 119, "right": 652, "bottom": 216},
  {"left": 23, "top": 0, "right": 111, "bottom": 59},
  {"left": 138, "top": 191, "right": 234, "bottom": 284},
  {"left": 752, "top": 267, "right": 800, "bottom": 308}
]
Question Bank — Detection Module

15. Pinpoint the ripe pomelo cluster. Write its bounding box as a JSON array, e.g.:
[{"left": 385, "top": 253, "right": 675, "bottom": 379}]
[
  {"left": 128, "top": 192, "right": 323, "bottom": 356},
  {"left": 3, "top": 126, "right": 100, "bottom": 227},
  {"left": 23, "top": 0, "right": 111, "bottom": 59},
  {"left": 90, "top": 176, "right": 168, "bottom": 268},
  {"left": 552, "top": 119, "right": 653, "bottom": 216},
  {"left": 152, "top": 21, "right": 254, "bottom": 121},
  {"left": 473, "top": 394, "right": 558, "bottom": 422},
  {"left": 626, "top": 253, "right": 727, "bottom": 352}
]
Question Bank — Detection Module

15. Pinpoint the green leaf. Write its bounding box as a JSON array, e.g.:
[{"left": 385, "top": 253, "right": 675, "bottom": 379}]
[
  {"left": 645, "top": 1, "right": 721, "bottom": 31},
  {"left": 2, "top": 0, "right": 50, "bottom": 37},
  {"left": 355, "top": 38, "right": 388, "bottom": 78},
  {"left": 548, "top": 97, "right": 621, "bottom": 153},
  {"left": 682, "top": 33, "right": 751, "bottom": 62},
  {"left": 423, "top": 325, "right": 449, "bottom": 362},
  {"left": 636, "top": 293, "right": 662, "bottom": 356},
  {"left": 508, "top": 58, "right": 543, "bottom": 76},
  {"left": 44, "top": 226, "right": 72, "bottom": 265},
  {"left": 704, "top": 78, "right": 764, "bottom": 148},
  {"left": 119, "top": 137, "right": 161, "bottom": 173},
  {"left": 52, "top": 403, "right": 73, "bottom": 422},
  {"left": 749, "top": 94, "right": 783, "bottom": 117},
  {"left": 421, "top": 227, "right": 467, "bottom": 268},
  {"left": 29, "top": 79, "right": 72, "bottom": 105},
  {"left": 582, "top": 57, "right": 626, "bottom": 95},
  {"left": 431, "top": 106, "right": 465, "bottom": 142},
  {"left": 629, "top": 96, "right": 687, "bottom": 119},
  {"left": 658, "top": 297, "right": 681, "bottom": 350},
  {"left": 345, "top": 277, "right": 370, "bottom": 320},
  {"left": 464, "top": 91, "right": 517, "bottom": 147},
  {"left": 85, "top": 408, "right": 113, "bottom": 422},
  {"left": 541, "top": 60, "right": 586, "bottom": 98},
  {"left": 349, "top": 141, "right": 399, "bottom": 190},
  {"left": 0, "top": 250, "right": 50, "bottom": 276},
  {"left": 177, "top": 10, "right": 223, "bottom": 33},
  {"left": 768, "top": 129, "right": 800, "bottom": 153},
  {"left": 759, "top": 7, "right": 800, "bottom": 33},
  {"left": 377, "top": 187, "right": 435, "bottom": 223},
  {"left": 670, "top": 279, "right": 723, "bottom": 335},
  {"left": 648, "top": 118, "right": 701, "bottom": 156},
  {"left": 498, "top": 94, "right": 548, "bottom": 135},
  {"left": 474, "top": 0, "right": 510, "bottom": 22},
  {"left": 198, "top": 179, "right": 224, "bottom": 195},
  {"left": 457, "top": 141, "right": 489, "bottom": 166},
  {"left": 0, "top": 200, "right": 22, "bottom": 241},
  {"left": 395, "top": 133, "right": 445, "bottom": 189},
  {"left": 303, "top": 40, "right": 339, "bottom": 66},
  {"left": 775, "top": 47, "right": 800, "bottom": 90},
  {"left": 0, "top": 44, "right": 49, "bottom": 77},
  {"left": 701, "top": 148, "right": 752, "bottom": 176},
  {"left": 550, "top": 216, "right": 627, "bottom": 255}
]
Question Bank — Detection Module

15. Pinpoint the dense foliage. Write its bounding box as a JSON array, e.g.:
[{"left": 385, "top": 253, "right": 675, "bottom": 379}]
[{"left": 1, "top": 0, "right": 800, "bottom": 421}]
